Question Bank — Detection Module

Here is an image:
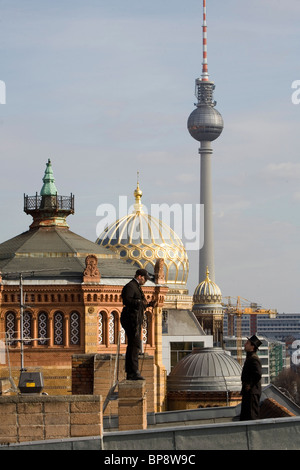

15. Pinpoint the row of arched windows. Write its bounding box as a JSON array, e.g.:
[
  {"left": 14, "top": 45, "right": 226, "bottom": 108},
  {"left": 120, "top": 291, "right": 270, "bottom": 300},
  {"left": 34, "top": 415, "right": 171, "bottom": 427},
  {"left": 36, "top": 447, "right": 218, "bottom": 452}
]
[
  {"left": 5, "top": 311, "right": 80, "bottom": 346},
  {"left": 4, "top": 309, "right": 152, "bottom": 348},
  {"left": 98, "top": 310, "right": 151, "bottom": 346}
]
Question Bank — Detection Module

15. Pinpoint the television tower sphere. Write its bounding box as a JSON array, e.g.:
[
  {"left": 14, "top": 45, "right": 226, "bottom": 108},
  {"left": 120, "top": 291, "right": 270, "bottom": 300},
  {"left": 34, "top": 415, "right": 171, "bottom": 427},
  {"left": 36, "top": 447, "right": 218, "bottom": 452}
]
[{"left": 187, "top": 104, "right": 223, "bottom": 142}]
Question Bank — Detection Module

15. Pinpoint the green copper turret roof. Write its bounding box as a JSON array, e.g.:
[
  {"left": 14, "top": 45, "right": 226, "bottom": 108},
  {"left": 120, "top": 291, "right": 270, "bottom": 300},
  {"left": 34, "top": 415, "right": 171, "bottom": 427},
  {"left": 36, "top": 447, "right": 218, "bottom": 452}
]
[{"left": 40, "top": 159, "right": 58, "bottom": 196}]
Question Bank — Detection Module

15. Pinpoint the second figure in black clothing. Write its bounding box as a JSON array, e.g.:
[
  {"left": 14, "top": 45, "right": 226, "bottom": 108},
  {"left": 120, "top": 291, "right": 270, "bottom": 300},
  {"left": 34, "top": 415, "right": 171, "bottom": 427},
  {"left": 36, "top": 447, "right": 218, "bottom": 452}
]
[
  {"left": 240, "top": 335, "right": 262, "bottom": 421},
  {"left": 121, "top": 269, "right": 157, "bottom": 380}
]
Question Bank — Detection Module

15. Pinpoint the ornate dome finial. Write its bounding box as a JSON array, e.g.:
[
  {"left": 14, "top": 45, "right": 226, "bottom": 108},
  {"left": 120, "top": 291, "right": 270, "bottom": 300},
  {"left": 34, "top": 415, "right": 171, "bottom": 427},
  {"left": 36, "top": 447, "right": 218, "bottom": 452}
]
[
  {"left": 133, "top": 171, "right": 143, "bottom": 213},
  {"left": 40, "top": 158, "right": 58, "bottom": 196}
]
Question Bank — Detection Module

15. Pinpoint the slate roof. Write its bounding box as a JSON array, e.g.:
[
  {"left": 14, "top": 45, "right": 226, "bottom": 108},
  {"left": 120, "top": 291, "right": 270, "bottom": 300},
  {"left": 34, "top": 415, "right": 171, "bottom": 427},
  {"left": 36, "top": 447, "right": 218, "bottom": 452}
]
[{"left": 0, "top": 227, "right": 137, "bottom": 282}]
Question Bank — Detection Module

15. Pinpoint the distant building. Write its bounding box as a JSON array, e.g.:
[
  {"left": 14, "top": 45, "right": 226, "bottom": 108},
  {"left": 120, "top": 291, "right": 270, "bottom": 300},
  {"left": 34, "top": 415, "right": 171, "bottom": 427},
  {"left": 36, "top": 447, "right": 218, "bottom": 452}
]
[
  {"left": 223, "top": 312, "right": 300, "bottom": 342},
  {"left": 257, "top": 313, "right": 300, "bottom": 342}
]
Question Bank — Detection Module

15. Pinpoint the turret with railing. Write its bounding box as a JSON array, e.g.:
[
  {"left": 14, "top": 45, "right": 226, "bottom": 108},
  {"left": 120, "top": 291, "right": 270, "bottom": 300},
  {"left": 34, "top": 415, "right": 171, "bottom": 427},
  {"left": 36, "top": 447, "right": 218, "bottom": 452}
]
[{"left": 24, "top": 159, "right": 74, "bottom": 229}]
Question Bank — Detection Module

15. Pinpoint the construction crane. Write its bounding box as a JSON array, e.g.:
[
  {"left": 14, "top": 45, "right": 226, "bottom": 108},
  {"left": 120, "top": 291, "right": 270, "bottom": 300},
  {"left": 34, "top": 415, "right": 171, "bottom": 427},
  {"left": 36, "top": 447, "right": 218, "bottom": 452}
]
[{"left": 223, "top": 296, "right": 277, "bottom": 365}]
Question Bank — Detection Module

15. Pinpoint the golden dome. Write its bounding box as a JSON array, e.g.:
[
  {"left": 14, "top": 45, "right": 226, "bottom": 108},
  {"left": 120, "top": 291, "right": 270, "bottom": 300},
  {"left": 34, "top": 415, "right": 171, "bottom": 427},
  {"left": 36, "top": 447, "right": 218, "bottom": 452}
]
[
  {"left": 193, "top": 267, "right": 222, "bottom": 304},
  {"left": 96, "top": 181, "right": 189, "bottom": 285}
]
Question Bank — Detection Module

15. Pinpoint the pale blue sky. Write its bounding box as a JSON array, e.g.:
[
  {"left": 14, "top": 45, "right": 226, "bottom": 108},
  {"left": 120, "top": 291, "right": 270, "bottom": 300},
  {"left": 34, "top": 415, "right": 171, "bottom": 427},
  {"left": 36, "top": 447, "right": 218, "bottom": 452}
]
[{"left": 1, "top": 0, "right": 300, "bottom": 312}]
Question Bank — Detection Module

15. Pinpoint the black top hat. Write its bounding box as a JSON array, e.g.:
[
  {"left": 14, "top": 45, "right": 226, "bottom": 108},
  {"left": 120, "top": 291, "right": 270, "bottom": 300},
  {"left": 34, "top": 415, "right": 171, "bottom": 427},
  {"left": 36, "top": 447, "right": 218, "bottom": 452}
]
[
  {"left": 135, "top": 268, "right": 150, "bottom": 280},
  {"left": 247, "top": 335, "right": 262, "bottom": 349}
]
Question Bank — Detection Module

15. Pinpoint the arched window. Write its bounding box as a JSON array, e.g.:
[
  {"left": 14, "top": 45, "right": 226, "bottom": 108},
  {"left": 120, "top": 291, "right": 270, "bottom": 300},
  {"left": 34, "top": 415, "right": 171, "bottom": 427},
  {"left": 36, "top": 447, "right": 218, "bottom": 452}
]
[
  {"left": 38, "top": 312, "right": 48, "bottom": 345},
  {"left": 142, "top": 312, "right": 149, "bottom": 344},
  {"left": 54, "top": 312, "right": 64, "bottom": 345},
  {"left": 5, "top": 312, "right": 16, "bottom": 345},
  {"left": 23, "top": 312, "right": 32, "bottom": 345},
  {"left": 120, "top": 324, "right": 126, "bottom": 344},
  {"left": 70, "top": 312, "right": 80, "bottom": 345},
  {"left": 109, "top": 312, "right": 116, "bottom": 344},
  {"left": 98, "top": 312, "right": 103, "bottom": 344}
]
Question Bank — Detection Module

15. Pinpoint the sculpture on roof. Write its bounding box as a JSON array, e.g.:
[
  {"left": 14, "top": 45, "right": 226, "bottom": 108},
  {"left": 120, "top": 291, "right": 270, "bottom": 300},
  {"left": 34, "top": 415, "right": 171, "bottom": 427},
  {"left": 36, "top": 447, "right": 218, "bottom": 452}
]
[{"left": 83, "top": 254, "right": 101, "bottom": 283}]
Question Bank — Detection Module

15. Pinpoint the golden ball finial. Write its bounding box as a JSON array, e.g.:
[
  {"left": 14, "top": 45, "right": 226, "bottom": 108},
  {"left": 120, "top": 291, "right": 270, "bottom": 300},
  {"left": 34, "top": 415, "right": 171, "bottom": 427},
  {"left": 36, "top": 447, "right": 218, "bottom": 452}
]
[{"left": 133, "top": 171, "right": 143, "bottom": 212}]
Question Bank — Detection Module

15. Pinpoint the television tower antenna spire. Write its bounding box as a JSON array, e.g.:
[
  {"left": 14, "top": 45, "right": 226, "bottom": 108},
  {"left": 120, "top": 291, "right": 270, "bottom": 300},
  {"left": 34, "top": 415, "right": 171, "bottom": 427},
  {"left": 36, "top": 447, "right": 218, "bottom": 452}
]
[{"left": 201, "top": 0, "right": 209, "bottom": 81}]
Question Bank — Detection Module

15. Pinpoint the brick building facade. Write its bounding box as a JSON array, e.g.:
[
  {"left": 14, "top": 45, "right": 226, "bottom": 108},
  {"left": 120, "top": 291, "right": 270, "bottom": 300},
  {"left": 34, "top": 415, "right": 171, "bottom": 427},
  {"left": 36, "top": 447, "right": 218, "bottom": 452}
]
[{"left": 0, "top": 161, "right": 168, "bottom": 411}]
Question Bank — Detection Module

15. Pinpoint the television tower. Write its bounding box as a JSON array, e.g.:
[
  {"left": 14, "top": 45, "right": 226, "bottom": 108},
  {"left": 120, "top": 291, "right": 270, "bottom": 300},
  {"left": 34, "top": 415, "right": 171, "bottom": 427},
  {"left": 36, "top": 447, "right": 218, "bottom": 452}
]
[{"left": 187, "top": 0, "right": 223, "bottom": 283}]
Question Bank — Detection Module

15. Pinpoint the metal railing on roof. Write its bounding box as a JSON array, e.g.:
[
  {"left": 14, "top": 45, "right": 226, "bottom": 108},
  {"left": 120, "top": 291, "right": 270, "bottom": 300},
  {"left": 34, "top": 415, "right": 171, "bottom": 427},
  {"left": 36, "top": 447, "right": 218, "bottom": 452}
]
[{"left": 24, "top": 193, "right": 74, "bottom": 212}]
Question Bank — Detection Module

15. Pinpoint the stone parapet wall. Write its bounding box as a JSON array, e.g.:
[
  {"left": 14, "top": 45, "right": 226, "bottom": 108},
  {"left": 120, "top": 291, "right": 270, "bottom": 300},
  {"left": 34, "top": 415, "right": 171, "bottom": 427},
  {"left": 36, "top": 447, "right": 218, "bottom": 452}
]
[{"left": 0, "top": 394, "right": 102, "bottom": 444}]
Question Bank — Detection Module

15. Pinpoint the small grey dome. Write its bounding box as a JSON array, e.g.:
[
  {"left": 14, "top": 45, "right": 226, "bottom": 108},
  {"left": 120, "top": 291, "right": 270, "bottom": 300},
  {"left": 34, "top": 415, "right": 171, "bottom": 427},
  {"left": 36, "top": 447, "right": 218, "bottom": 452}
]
[
  {"left": 168, "top": 347, "right": 242, "bottom": 392},
  {"left": 187, "top": 105, "right": 223, "bottom": 142}
]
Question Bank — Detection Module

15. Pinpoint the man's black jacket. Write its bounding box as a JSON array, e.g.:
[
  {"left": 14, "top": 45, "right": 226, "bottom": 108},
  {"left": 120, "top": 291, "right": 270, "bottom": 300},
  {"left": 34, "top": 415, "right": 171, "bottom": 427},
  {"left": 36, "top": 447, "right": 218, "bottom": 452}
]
[
  {"left": 241, "top": 351, "right": 262, "bottom": 395},
  {"left": 121, "top": 279, "right": 146, "bottom": 331}
]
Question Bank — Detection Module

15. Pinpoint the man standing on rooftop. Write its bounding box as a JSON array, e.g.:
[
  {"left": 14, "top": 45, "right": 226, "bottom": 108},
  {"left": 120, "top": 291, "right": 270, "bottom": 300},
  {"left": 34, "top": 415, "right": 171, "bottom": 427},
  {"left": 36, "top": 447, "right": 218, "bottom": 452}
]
[
  {"left": 240, "top": 335, "right": 262, "bottom": 421},
  {"left": 121, "top": 268, "right": 157, "bottom": 381}
]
